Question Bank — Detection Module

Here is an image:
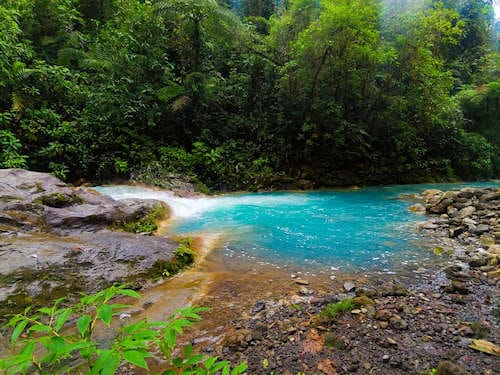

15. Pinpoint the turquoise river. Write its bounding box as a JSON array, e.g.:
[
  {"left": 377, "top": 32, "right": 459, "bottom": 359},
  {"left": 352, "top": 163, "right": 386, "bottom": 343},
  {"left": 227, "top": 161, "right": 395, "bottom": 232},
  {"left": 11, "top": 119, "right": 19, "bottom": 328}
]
[{"left": 96, "top": 182, "right": 499, "bottom": 275}]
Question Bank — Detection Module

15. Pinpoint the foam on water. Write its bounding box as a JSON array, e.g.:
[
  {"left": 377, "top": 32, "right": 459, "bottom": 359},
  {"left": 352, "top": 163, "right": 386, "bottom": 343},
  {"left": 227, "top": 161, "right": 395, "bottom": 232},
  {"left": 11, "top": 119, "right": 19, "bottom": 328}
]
[{"left": 95, "top": 182, "right": 499, "bottom": 272}]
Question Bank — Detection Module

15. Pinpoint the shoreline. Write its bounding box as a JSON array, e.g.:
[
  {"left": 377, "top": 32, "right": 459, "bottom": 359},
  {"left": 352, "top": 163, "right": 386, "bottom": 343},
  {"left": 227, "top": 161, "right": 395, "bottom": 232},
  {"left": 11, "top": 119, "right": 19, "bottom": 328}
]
[{"left": 150, "top": 186, "right": 499, "bottom": 374}]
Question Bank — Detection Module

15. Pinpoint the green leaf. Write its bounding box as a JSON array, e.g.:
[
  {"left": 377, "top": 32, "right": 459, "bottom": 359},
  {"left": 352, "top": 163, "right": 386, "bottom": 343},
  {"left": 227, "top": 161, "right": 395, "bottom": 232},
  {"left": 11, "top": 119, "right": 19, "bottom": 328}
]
[
  {"left": 28, "top": 324, "right": 51, "bottom": 333},
  {"left": 172, "top": 356, "right": 183, "bottom": 367},
  {"left": 98, "top": 304, "right": 113, "bottom": 326},
  {"left": 11, "top": 320, "right": 28, "bottom": 343},
  {"left": 164, "top": 328, "right": 176, "bottom": 348},
  {"left": 119, "top": 289, "right": 141, "bottom": 299},
  {"left": 184, "top": 344, "right": 193, "bottom": 358},
  {"left": 101, "top": 355, "right": 121, "bottom": 375},
  {"left": 156, "top": 84, "right": 184, "bottom": 102},
  {"left": 210, "top": 360, "right": 230, "bottom": 372},
  {"left": 54, "top": 308, "right": 72, "bottom": 331},
  {"left": 90, "top": 349, "right": 112, "bottom": 375},
  {"left": 231, "top": 362, "right": 248, "bottom": 375},
  {"left": 123, "top": 350, "right": 150, "bottom": 370},
  {"left": 204, "top": 356, "right": 217, "bottom": 369},
  {"left": 77, "top": 314, "right": 92, "bottom": 337}
]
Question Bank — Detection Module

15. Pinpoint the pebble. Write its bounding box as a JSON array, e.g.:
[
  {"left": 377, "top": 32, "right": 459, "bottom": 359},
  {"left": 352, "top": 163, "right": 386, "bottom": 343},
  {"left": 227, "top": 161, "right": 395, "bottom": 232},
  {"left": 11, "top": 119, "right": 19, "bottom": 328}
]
[
  {"left": 298, "top": 286, "right": 314, "bottom": 296},
  {"left": 295, "top": 279, "right": 309, "bottom": 285},
  {"left": 387, "top": 337, "right": 397, "bottom": 345},
  {"left": 382, "top": 354, "right": 390, "bottom": 362}
]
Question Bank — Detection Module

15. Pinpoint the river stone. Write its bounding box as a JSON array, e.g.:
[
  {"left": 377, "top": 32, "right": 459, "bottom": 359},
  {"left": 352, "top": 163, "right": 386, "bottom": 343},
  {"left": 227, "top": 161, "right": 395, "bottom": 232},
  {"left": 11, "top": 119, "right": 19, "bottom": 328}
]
[
  {"left": 471, "top": 224, "right": 489, "bottom": 235},
  {"left": 0, "top": 169, "right": 169, "bottom": 234},
  {"left": 343, "top": 281, "right": 356, "bottom": 292},
  {"left": 457, "top": 206, "right": 476, "bottom": 218},
  {"left": 408, "top": 203, "right": 426, "bottom": 214}
]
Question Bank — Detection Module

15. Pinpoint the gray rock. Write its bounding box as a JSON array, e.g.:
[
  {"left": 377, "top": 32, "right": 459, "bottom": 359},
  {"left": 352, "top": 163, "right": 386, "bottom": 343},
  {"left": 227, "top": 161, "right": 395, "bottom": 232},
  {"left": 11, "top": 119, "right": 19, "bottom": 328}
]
[
  {"left": 0, "top": 169, "right": 179, "bottom": 312},
  {"left": 471, "top": 224, "right": 489, "bottom": 235},
  {"left": 343, "top": 281, "right": 356, "bottom": 292},
  {"left": 457, "top": 206, "right": 476, "bottom": 219}
]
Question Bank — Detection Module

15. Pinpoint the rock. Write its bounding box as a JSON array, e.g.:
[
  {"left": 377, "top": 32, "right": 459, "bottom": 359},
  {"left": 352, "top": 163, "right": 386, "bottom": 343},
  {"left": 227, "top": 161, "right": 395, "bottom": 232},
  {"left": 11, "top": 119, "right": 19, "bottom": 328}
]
[
  {"left": 352, "top": 295, "right": 374, "bottom": 306},
  {"left": 379, "top": 321, "right": 389, "bottom": 329},
  {"left": 421, "top": 221, "right": 439, "bottom": 230},
  {"left": 480, "top": 234, "right": 495, "bottom": 247},
  {"left": 298, "top": 286, "right": 314, "bottom": 296},
  {"left": 252, "top": 301, "right": 266, "bottom": 314},
  {"left": 479, "top": 191, "right": 500, "bottom": 202},
  {"left": 389, "top": 314, "right": 408, "bottom": 330},
  {"left": 471, "top": 224, "right": 489, "bottom": 235},
  {"left": 378, "top": 281, "right": 409, "bottom": 296},
  {"left": 408, "top": 203, "right": 426, "bottom": 214},
  {"left": 295, "top": 279, "right": 310, "bottom": 285},
  {"left": 343, "top": 281, "right": 356, "bottom": 292},
  {"left": 386, "top": 337, "right": 397, "bottom": 345},
  {"left": 444, "top": 263, "right": 469, "bottom": 279},
  {"left": 468, "top": 256, "right": 488, "bottom": 268},
  {"left": 436, "top": 360, "right": 469, "bottom": 375},
  {"left": 382, "top": 354, "right": 390, "bottom": 362},
  {"left": 351, "top": 309, "right": 361, "bottom": 315},
  {"left": 449, "top": 226, "right": 465, "bottom": 238},
  {"left": 450, "top": 280, "right": 469, "bottom": 294},
  {"left": 0, "top": 169, "right": 179, "bottom": 313},
  {"left": 428, "top": 198, "right": 453, "bottom": 214},
  {"left": 488, "top": 244, "right": 500, "bottom": 255},
  {"left": 375, "top": 309, "right": 392, "bottom": 321},
  {"left": 457, "top": 206, "right": 476, "bottom": 218}
]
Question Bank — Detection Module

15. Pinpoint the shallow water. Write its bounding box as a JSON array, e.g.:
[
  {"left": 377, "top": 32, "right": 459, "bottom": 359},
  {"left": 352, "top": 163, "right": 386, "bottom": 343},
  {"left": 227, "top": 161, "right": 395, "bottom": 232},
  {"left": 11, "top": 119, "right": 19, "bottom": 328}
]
[{"left": 95, "top": 181, "right": 499, "bottom": 274}]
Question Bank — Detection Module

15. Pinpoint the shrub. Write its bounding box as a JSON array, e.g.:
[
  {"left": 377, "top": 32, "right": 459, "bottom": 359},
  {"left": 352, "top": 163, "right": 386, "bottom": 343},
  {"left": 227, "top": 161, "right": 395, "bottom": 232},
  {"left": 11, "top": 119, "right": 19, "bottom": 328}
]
[{"left": 0, "top": 285, "right": 247, "bottom": 374}]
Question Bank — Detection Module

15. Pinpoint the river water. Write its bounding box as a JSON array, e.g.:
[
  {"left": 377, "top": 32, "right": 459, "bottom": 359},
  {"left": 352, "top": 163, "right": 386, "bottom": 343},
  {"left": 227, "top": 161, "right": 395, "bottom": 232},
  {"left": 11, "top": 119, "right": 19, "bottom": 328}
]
[{"left": 95, "top": 182, "right": 498, "bottom": 276}]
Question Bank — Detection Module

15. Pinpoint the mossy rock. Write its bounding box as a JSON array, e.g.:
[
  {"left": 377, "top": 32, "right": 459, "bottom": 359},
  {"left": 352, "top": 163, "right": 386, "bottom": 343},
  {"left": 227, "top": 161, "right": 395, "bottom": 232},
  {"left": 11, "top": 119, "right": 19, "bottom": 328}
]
[
  {"left": 34, "top": 193, "right": 84, "bottom": 208},
  {"left": 118, "top": 204, "right": 168, "bottom": 234}
]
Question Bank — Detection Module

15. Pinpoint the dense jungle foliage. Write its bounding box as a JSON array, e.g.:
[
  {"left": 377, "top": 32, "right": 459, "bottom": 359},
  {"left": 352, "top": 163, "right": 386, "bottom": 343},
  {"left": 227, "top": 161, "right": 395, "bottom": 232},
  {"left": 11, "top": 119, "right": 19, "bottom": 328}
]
[{"left": 0, "top": 0, "right": 498, "bottom": 190}]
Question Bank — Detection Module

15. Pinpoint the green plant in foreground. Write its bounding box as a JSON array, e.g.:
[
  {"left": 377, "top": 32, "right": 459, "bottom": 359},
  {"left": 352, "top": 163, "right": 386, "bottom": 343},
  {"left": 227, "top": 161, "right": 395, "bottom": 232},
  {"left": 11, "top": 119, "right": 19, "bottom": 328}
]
[
  {"left": 0, "top": 285, "right": 247, "bottom": 375},
  {"left": 319, "top": 298, "right": 354, "bottom": 321}
]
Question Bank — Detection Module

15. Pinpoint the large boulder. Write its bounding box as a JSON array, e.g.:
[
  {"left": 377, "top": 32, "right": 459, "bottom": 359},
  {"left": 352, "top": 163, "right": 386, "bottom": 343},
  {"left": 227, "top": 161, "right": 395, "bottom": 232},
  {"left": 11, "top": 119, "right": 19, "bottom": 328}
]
[
  {"left": 0, "top": 169, "right": 168, "bottom": 234},
  {"left": 0, "top": 169, "right": 179, "bottom": 315}
]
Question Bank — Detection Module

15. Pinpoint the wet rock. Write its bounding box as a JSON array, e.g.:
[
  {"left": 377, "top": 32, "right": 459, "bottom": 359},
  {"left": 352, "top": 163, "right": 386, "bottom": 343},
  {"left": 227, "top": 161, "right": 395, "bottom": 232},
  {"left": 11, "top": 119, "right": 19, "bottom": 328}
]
[{"left": 408, "top": 203, "right": 426, "bottom": 214}]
